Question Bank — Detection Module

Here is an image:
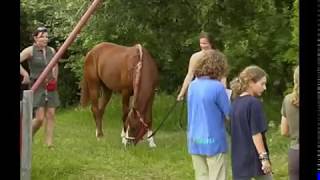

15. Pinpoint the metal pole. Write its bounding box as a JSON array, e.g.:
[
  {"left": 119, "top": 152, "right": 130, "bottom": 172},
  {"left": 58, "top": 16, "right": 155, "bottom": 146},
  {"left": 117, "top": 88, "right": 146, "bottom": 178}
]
[
  {"left": 20, "top": 101, "right": 22, "bottom": 157},
  {"left": 20, "top": 90, "right": 33, "bottom": 180},
  {"left": 31, "top": 0, "right": 102, "bottom": 92}
]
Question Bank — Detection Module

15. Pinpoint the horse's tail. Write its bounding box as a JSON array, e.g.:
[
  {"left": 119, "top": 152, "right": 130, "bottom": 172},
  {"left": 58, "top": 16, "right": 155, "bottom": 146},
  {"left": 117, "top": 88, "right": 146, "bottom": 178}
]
[
  {"left": 80, "top": 52, "right": 93, "bottom": 107},
  {"left": 80, "top": 78, "right": 90, "bottom": 107}
]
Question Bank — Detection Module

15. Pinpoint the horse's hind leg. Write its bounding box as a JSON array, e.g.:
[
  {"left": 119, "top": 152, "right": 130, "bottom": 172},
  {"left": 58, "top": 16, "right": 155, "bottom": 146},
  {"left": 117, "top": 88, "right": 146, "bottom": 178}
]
[
  {"left": 88, "top": 82, "right": 110, "bottom": 139},
  {"left": 88, "top": 86, "right": 103, "bottom": 139},
  {"left": 97, "top": 87, "right": 112, "bottom": 139}
]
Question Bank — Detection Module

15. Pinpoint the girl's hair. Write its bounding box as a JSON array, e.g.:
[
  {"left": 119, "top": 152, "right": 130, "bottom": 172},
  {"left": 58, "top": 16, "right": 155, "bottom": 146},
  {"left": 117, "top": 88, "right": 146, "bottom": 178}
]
[
  {"left": 291, "top": 66, "right": 299, "bottom": 107},
  {"left": 230, "top": 65, "right": 267, "bottom": 99},
  {"left": 194, "top": 49, "right": 228, "bottom": 80},
  {"left": 199, "top": 31, "right": 216, "bottom": 49}
]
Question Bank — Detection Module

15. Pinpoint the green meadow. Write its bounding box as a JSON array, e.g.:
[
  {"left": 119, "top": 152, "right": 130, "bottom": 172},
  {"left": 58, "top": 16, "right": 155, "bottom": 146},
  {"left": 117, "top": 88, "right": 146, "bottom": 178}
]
[{"left": 31, "top": 94, "right": 290, "bottom": 180}]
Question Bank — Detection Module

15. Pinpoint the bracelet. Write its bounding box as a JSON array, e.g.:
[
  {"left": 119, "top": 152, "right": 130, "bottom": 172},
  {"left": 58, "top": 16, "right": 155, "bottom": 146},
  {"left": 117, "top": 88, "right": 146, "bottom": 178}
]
[{"left": 259, "top": 152, "right": 269, "bottom": 161}]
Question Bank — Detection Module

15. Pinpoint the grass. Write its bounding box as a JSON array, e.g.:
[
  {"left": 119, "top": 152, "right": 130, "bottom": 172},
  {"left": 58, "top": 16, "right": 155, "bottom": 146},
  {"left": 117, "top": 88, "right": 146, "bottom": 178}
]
[{"left": 31, "top": 94, "right": 290, "bottom": 180}]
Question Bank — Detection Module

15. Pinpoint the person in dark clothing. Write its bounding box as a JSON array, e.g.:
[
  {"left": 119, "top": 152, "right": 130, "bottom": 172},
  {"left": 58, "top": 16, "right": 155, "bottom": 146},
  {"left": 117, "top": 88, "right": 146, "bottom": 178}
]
[{"left": 229, "top": 65, "right": 273, "bottom": 180}]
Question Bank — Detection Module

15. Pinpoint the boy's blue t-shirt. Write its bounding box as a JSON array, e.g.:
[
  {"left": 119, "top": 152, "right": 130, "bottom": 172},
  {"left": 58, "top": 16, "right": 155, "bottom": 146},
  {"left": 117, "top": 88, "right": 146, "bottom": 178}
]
[
  {"left": 187, "top": 77, "right": 230, "bottom": 156},
  {"left": 230, "top": 95, "right": 269, "bottom": 178}
]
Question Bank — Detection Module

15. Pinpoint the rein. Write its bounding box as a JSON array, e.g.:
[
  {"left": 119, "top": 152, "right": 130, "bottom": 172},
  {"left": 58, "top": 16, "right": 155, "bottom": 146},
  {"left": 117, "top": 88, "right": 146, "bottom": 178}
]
[
  {"left": 126, "top": 44, "right": 150, "bottom": 143},
  {"left": 178, "top": 99, "right": 186, "bottom": 130},
  {"left": 147, "top": 90, "right": 188, "bottom": 139},
  {"left": 147, "top": 99, "right": 179, "bottom": 138}
]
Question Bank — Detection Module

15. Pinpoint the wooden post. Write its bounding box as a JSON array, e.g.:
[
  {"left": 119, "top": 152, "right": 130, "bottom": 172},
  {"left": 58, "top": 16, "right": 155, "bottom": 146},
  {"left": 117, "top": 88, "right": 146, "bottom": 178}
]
[
  {"left": 20, "top": 101, "right": 22, "bottom": 157},
  {"left": 20, "top": 1, "right": 102, "bottom": 179},
  {"left": 31, "top": 0, "right": 102, "bottom": 92},
  {"left": 20, "top": 90, "right": 33, "bottom": 180}
]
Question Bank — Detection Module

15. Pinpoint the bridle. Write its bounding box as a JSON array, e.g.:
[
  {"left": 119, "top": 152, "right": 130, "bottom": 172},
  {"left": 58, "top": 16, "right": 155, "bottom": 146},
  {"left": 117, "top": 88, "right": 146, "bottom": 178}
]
[{"left": 125, "top": 44, "right": 150, "bottom": 144}]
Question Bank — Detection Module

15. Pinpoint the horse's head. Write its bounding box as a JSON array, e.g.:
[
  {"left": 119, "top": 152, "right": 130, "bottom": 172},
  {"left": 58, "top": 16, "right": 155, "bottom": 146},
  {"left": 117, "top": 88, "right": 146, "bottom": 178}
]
[{"left": 125, "top": 108, "right": 149, "bottom": 145}]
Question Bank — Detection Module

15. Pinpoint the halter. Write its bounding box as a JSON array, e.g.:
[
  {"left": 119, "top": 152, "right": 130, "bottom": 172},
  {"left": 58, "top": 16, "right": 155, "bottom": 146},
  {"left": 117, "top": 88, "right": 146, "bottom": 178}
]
[{"left": 125, "top": 44, "right": 149, "bottom": 144}]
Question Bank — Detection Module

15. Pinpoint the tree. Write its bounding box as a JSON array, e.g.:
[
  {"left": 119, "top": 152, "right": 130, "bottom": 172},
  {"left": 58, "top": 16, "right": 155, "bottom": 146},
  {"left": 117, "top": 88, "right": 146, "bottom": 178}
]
[{"left": 20, "top": 0, "right": 297, "bottom": 105}]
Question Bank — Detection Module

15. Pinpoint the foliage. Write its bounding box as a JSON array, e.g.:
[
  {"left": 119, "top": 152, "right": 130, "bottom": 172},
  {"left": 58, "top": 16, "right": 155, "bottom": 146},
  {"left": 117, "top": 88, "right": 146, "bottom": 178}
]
[
  {"left": 20, "top": 0, "right": 298, "bottom": 106},
  {"left": 57, "top": 62, "right": 80, "bottom": 107},
  {"left": 280, "top": 0, "right": 299, "bottom": 95}
]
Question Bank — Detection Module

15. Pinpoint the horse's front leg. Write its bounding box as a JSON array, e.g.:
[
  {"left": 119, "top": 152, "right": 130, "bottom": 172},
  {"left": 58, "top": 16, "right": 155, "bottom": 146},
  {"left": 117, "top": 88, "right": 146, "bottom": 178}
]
[
  {"left": 147, "top": 129, "right": 156, "bottom": 148},
  {"left": 146, "top": 97, "right": 156, "bottom": 148},
  {"left": 121, "top": 90, "right": 131, "bottom": 145}
]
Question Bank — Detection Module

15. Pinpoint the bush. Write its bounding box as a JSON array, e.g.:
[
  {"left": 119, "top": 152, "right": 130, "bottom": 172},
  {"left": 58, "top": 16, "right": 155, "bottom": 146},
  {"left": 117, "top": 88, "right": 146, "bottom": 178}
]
[{"left": 58, "top": 61, "right": 80, "bottom": 107}]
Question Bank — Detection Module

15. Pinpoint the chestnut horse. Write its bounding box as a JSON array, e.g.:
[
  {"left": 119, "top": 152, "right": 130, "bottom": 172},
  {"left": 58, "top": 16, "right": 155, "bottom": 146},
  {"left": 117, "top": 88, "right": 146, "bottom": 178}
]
[{"left": 80, "top": 42, "right": 158, "bottom": 147}]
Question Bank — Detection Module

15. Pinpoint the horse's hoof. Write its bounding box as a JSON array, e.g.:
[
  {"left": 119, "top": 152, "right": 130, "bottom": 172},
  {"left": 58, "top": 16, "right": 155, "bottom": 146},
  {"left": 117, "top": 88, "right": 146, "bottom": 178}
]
[
  {"left": 47, "top": 144, "right": 55, "bottom": 150},
  {"left": 124, "top": 141, "right": 134, "bottom": 148},
  {"left": 149, "top": 142, "right": 157, "bottom": 148},
  {"left": 122, "top": 137, "right": 127, "bottom": 144},
  {"left": 96, "top": 131, "right": 104, "bottom": 140},
  {"left": 96, "top": 134, "right": 104, "bottom": 141}
]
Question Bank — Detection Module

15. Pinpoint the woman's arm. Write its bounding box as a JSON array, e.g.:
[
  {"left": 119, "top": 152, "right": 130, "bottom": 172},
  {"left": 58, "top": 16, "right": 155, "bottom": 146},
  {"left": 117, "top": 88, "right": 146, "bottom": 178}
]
[
  {"left": 20, "top": 47, "right": 32, "bottom": 84},
  {"left": 51, "top": 48, "right": 59, "bottom": 80},
  {"left": 220, "top": 76, "right": 227, "bottom": 88},
  {"left": 177, "top": 53, "right": 201, "bottom": 101},
  {"left": 20, "top": 46, "right": 32, "bottom": 63},
  {"left": 280, "top": 116, "right": 289, "bottom": 136},
  {"left": 52, "top": 64, "right": 59, "bottom": 80},
  {"left": 252, "top": 133, "right": 267, "bottom": 156},
  {"left": 252, "top": 133, "right": 272, "bottom": 174}
]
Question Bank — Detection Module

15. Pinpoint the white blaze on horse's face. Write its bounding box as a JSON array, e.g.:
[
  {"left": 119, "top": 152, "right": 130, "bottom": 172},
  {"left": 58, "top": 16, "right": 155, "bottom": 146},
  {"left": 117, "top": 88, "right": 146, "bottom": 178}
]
[
  {"left": 126, "top": 111, "right": 140, "bottom": 139},
  {"left": 121, "top": 128, "right": 127, "bottom": 145},
  {"left": 123, "top": 125, "right": 135, "bottom": 147},
  {"left": 125, "top": 125, "right": 135, "bottom": 140}
]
